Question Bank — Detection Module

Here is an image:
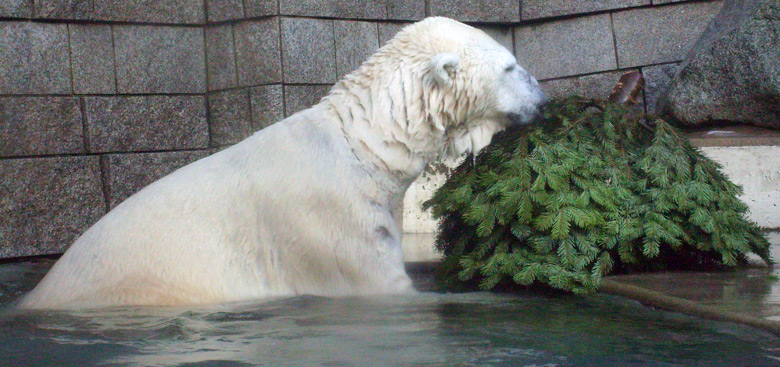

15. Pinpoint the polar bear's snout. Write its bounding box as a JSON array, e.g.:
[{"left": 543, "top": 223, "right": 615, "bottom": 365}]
[
  {"left": 491, "top": 58, "right": 547, "bottom": 130},
  {"left": 507, "top": 73, "right": 547, "bottom": 127},
  {"left": 508, "top": 90, "right": 547, "bottom": 127}
]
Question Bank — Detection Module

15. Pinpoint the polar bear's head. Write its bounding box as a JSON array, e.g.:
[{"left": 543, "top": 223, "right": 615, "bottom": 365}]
[
  {"left": 410, "top": 19, "right": 547, "bottom": 157},
  {"left": 326, "top": 17, "right": 546, "bottom": 178}
]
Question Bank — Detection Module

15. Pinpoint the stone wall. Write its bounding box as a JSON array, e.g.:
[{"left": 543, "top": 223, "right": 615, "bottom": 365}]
[{"left": 0, "top": 0, "right": 724, "bottom": 259}]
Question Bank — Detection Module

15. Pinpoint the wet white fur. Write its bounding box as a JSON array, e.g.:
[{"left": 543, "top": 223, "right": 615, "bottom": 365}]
[{"left": 19, "top": 17, "right": 545, "bottom": 309}]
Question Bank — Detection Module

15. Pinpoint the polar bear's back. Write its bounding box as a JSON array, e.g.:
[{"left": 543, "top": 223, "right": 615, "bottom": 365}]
[
  {"left": 20, "top": 106, "right": 370, "bottom": 309},
  {"left": 20, "top": 144, "right": 267, "bottom": 308}
]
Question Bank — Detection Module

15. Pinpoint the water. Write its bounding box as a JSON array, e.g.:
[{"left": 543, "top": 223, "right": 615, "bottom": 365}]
[{"left": 2, "top": 260, "right": 780, "bottom": 367}]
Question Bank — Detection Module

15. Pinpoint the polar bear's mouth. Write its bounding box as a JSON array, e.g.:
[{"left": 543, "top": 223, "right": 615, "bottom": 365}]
[{"left": 442, "top": 119, "right": 503, "bottom": 158}]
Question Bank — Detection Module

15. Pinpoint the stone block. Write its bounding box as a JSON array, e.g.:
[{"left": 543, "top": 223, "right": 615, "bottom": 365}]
[
  {"left": 208, "top": 89, "right": 253, "bottom": 146},
  {"left": 284, "top": 84, "right": 332, "bottom": 116},
  {"left": 641, "top": 63, "right": 678, "bottom": 114},
  {"left": 477, "top": 26, "right": 514, "bottom": 53},
  {"left": 540, "top": 70, "right": 646, "bottom": 114},
  {"left": 207, "top": 0, "right": 244, "bottom": 22},
  {"left": 250, "top": 84, "right": 284, "bottom": 129},
  {"left": 429, "top": 0, "right": 520, "bottom": 22},
  {"left": 0, "top": 22, "right": 70, "bottom": 94},
  {"left": 540, "top": 69, "right": 641, "bottom": 101},
  {"left": 205, "top": 25, "right": 238, "bottom": 91},
  {"left": 244, "top": 0, "right": 278, "bottom": 17},
  {"left": 280, "top": 17, "right": 337, "bottom": 84},
  {"left": 0, "top": 97, "right": 84, "bottom": 157},
  {"left": 33, "top": 0, "right": 92, "bottom": 20},
  {"left": 279, "top": 0, "right": 387, "bottom": 19},
  {"left": 69, "top": 24, "right": 116, "bottom": 95},
  {"left": 522, "top": 0, "right": 650, "bottom": 20},
  {"left": 514, "top": 14, "right": 617, "bottom": 80},
  {"left": 612, "top": 1, "right": 724, "bottom": 68},
  {"left": 0, "top": 156, "right": 105, "bottom": 258},
  {"left": 0, "top": 0, "right": 32, "bottom": 17},
  {"left": 93, "top": 0, "right": 205, "bottom": 24},
  {"left": 234, "top": 18, "right": 283, "bottom": 87},
  {"left": 85, "top": 96, "right": 208, "bottom": 153},
  {"left": 334, "top": 20, "right": 380, "bottom": 78},
  {"left": 115, "top": 25, "right": 206, "bottom": 92},
  {"left": 388, "top": 0, "right": 425, "bottom": 20},
  {"left": 104, "top": 151, "right": 209, "bottom": 208},
  {"left": 378, "top": 22, "right": 410, "bottom": 46},
  {"left": 35, "top": 0, "right": 205, "bottom": 23},
  {"left": 114, "top": 25, "right": 206, "bottom": 94}
]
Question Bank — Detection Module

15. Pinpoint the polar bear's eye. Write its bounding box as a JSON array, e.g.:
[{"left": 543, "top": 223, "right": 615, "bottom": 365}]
[{"left": 504, "top": 64, "right": 516, "bottom": 73}]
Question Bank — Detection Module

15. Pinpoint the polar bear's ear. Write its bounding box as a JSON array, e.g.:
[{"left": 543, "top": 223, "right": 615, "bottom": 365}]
[{"left": 430, "top": 53, "right": 459, "bottom": 87}]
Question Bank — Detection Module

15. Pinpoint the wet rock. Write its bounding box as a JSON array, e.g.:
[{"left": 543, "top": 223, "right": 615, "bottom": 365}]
[{"left": 659, "top": 0, "right": 780, "bottom": 129}]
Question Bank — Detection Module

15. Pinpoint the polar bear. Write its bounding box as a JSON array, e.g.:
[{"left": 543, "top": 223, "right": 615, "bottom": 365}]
[{"left": 19, "top": 17, "right": 546, "bottom": 309}]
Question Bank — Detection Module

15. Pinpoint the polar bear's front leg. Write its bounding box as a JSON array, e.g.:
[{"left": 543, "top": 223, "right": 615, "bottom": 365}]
[
  {"left": 370, "top": 222, "right": 415, "bottom": 294},
  {"left": 266, "top": 189, "right": 414, "bottom": 297}
]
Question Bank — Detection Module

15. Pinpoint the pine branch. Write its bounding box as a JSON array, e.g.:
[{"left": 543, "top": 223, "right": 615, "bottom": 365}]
[{"left": 424, "top": 94, "right": 771, "bottom": 294}]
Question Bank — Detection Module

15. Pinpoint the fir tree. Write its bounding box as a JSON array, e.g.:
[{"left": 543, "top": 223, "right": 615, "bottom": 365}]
[{"left": 424, "top": 97, "right": 771, "bottom": 294}]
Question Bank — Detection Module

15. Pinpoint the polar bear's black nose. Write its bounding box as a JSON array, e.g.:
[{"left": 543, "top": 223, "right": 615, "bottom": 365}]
[
  {"left": 508, "top": 112, "right": 534, "bottom": 127},
  {"left": 538, "top": 91, "right": 550, "bottom": 109},
  {"left": 532, "top": 90, "right": 550, "bottom": 120}
]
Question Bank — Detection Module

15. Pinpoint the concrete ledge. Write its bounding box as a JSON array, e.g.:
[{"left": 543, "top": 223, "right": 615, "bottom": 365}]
[
  {"left": 685, "top": 126, "right": 780, "bottom": 148},
  {"left": 401, "top": 233, "right": 440, "bottom": 262},
  {"left": 698, "top": 146, "right": 780, "bottom": 229}
]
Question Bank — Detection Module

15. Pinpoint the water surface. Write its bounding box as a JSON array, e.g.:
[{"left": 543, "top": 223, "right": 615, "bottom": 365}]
[{"left": 1, "top": 259, "right": 779, "bottom": 367}]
